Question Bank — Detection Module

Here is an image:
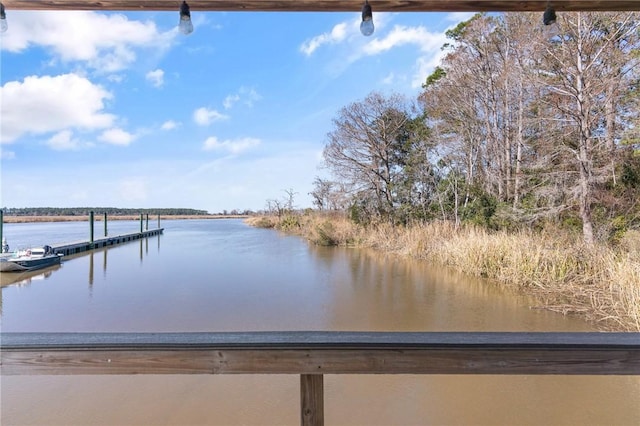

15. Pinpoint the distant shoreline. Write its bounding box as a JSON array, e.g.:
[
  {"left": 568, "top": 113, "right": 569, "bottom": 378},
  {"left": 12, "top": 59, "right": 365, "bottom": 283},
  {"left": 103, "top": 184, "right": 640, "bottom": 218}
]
[{"left": 2, "top": 215, "right": 249, "bottom": 223}]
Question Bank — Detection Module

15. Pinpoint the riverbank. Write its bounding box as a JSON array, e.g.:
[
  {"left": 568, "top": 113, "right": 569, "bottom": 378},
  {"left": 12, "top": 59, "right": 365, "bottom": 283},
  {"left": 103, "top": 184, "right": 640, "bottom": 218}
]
[
  {"left": 246, "top": 214, "right": 640, "bottom": 331},
  {"left": 2, "top": 215, "right": 248, "bottom": 223}
]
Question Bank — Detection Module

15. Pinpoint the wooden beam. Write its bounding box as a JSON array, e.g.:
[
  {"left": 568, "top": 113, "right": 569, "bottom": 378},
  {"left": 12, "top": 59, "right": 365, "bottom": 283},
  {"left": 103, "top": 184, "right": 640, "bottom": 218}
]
[
  {"left": 2, "top": 332, "right": 639, "bottom": 376},
  {"left": 2, "top": 1, "right": 640, "bottom": 13},
  {"left": 301, "top": 374, "right": 324, "bottom": 426}
]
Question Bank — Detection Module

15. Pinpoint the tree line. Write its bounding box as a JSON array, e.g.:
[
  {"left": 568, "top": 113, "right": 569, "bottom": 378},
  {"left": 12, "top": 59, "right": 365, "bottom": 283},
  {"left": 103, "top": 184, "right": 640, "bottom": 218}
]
[
  {"left": 1, "top": 207, "right": 211, "bottom": 216},
  {"left": 311, "top": 11, "right": 640, "bottom": 245}
]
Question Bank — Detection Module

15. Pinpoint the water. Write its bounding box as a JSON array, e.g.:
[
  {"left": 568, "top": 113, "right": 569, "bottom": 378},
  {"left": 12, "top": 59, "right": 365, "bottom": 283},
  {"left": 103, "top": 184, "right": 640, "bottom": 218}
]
[{"left": 1, "top": 219, "right": 639, "bottom": 425}]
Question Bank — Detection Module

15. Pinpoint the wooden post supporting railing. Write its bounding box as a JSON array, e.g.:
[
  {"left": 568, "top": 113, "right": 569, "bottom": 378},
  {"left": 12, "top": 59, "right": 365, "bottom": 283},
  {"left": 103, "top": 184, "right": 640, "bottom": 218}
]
[
  {"left": 2, "top": 332, "right": 639, "bottom": 426},
  {"left": 301, "top": 374, "right": 323, "bottom": 426}
]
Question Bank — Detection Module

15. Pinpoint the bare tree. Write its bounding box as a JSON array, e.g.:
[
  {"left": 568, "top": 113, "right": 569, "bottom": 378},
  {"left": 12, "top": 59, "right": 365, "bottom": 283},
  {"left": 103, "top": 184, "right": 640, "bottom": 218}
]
[
  {"left": 538, "top": 11, "right": 640, "bottom": 243},
  {"left": 310, "top": 177, "right": 331, "bottom": 211},
  {"left": 309, "top": 178, "right": 349, "bottom": 211},
  {"left": 420, "top": 12, "right": 640, "bottom": 241},
  {"left": 265, "top": 199, "right": 285, "bottom": 218},
  {"left": 323, "top": 92, "right": 430, "bottom": 222},
  {"left": 284, "top": 188, "right": 297, "bottom": 212}
]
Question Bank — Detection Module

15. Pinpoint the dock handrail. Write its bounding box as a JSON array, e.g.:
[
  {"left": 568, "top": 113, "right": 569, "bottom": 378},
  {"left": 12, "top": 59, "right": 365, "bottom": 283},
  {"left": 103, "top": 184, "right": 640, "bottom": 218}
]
[{"left": 2, "top": 331, "right": 640, "bottom": 425}]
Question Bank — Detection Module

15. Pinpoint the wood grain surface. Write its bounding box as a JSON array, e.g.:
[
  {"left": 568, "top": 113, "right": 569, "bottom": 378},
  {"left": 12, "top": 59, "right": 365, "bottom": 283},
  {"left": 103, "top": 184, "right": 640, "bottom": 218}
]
[
  {"left": 3, "top": 1, "right": 640, "bottom": 12},
  {"left": 3, "top": 332, "right": 639, "bottom": 376}
]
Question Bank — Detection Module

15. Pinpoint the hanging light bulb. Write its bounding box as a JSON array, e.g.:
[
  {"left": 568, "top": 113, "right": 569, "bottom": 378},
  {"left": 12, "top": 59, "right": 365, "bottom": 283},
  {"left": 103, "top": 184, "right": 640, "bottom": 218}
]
[
  {"left": 543, "top": 3, "right": 557, "bottom": 26},
  {"left": 1, "top": 2, "right": 8, "bottom": 33},
  {"left": 179, "top": 1, "right": 193, "bottom": 35},
  {"left": 360, "top": 0, "right": 374, "bottom": 37}
]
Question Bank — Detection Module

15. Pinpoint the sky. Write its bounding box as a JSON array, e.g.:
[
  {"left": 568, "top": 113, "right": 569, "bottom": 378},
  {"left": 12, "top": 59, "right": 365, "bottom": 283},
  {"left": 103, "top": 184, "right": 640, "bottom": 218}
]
[{"left": 0, "top": 7, "right": 474, "bottom": 213}]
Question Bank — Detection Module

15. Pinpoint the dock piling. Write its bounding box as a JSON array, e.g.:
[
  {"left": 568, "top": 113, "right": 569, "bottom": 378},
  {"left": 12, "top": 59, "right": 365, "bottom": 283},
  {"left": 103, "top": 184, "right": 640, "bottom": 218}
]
[
  {"left": 89, "top": 211, "right": 94, "bottom": 244},
  {"left": 104, "top": 213, "right": 108, "bottom": 237}
]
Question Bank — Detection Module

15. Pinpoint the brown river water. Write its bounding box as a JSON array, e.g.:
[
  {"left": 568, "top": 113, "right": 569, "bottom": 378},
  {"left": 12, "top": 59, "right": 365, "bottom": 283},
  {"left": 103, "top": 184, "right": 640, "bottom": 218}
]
[{"left": 1, "top": 219, "right": 638, "bottom": 425}]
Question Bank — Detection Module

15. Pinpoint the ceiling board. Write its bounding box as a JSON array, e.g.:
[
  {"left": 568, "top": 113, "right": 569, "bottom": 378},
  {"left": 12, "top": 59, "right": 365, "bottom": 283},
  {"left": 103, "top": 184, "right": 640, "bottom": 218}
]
[{"left": 2, "top": 1, "right": 640, "bottom": 12}]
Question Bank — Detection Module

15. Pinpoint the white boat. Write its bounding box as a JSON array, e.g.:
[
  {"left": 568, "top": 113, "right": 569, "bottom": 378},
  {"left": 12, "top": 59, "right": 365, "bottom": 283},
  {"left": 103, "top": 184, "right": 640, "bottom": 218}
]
[{"left": 0, "top": 246, "right": 63, "bottom": 272}]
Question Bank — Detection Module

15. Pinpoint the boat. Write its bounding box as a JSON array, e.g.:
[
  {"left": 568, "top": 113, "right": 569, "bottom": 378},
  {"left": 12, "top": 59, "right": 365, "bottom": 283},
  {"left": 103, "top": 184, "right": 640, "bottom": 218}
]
[{"left": 0, "top": 245, "right": 63, "bottom": 272}]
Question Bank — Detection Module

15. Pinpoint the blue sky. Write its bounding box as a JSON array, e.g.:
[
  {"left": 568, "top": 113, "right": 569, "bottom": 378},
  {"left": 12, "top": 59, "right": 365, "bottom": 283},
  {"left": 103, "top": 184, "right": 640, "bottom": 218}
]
[{"left": 1, "top": 8, "right": 473, "bottom": 213}]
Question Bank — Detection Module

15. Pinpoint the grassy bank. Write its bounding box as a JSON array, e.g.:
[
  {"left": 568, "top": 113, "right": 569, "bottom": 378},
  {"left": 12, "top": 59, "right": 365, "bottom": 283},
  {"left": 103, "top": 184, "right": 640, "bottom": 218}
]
[
  {"left": 2, "top": 215, "right": 248, "bottom": 223},
  {"left": 246, "top": 214, "right": 640, "bottom": 331}
]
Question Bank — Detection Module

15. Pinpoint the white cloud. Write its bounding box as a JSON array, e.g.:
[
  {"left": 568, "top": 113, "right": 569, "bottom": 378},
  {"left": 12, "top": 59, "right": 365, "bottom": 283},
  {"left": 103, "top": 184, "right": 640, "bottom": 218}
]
[
  {"left": 161, "top": 120, "right": 180, "bottom": 130},
  {"left": 298, "top": 13, "right": 468, "bottom": 88},
  {"left": 412, "top": 52, "right": 447, "bottom": 88},
  {"left": 445, "top": 12, "right": 478, "bottom": 23},
  {"left": 0, "top": 73, "right": 115, "bottom": 144},
  {"left": 146, "top": 69, "right": 165, "bottom": 88},
  {"left": 300, "top": 13, "right": 394, "bottom": 59},
  {"left": 223, "top": 87, "right": 262, "bottom": 109},
  {"left": 300, "top": 22, "right": 348, "bottom": 56},
  {"left": 46, "top": 130, "right": 83, "bottom": 150},
  {"left": 107, "top": 74, "right": 126, "bottom": 83},
  {"left": 202, "top": 136, "right": 261, "bottom": 154},
  {"left": 193, "top": 107, "right": 229, "bottom": 126},
  {"left": 359, "top": 25, "right": 447, "bottom": 89},
  {"left": 300, "top": 13, "right": 447, "bottom": 83},
  {"left": 381, "top": 72, "right": 396, "bottom": 85},
  {"left": 240, "top": 87, "right": 261, "bottom": 107},
  {"left": 223, "top": 94, "right": 240, "bottom": 109},
  {"left": 99, "top": 128, "right": 136, "bottom": 146},
  {"left": 363, "top": 25, "right": 445, "bottom": 56},
  {"left": 0, "top": 11, "right": 175, "bottom": 72}
]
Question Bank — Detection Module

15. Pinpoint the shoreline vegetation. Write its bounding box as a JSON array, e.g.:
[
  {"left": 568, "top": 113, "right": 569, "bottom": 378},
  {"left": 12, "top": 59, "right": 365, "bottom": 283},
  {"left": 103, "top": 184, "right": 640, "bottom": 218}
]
[{"left": 246, "top": 213, "right": 640, "bottom": 332}]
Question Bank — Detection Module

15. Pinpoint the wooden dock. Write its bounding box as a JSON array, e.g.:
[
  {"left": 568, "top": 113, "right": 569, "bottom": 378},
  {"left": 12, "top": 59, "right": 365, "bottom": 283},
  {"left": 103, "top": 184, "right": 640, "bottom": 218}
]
[{"left": 52, "top": 228, "right": 163, "bottom": 256}]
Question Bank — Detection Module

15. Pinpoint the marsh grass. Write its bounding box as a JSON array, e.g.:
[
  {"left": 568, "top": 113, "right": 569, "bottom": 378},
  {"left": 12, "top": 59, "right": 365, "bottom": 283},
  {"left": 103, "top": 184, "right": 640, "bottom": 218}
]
[
  {"left": 252, "top": 213, "right": 640, "bottom": 331},
  {"left": 244, "top": 216, "right": 278, "bottom": 229}
]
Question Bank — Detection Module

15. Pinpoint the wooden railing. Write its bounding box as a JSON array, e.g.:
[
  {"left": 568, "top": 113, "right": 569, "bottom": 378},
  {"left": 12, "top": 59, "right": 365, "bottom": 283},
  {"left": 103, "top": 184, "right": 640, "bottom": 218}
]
[{"left": 2, "top": 332, "right": 640, "bottom": 426}]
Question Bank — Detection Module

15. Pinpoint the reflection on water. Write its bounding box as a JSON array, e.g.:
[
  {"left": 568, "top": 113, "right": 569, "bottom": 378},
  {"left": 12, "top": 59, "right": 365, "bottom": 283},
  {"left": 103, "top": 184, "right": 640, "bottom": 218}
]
[
  {"left": 1, "top": 219, "right": 639, "bottom": 425},
  {"left": 0, "top": 264, "right": 61, "bottom": 288},
  {"left": 87, "top": 249, "right": 110, "bottom": 288},
  {"left": 312, "top": 245, "right": 589, "bottom": 332},
  {"left": 0, "top": 266, "right": 61, "bottom": 317}
]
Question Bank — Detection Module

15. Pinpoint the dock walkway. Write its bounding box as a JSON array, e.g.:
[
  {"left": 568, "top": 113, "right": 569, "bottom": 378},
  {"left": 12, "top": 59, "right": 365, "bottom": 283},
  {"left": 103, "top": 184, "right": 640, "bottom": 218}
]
[{"left": 52, "top": 228, "right": 163, "bottom": 256}]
